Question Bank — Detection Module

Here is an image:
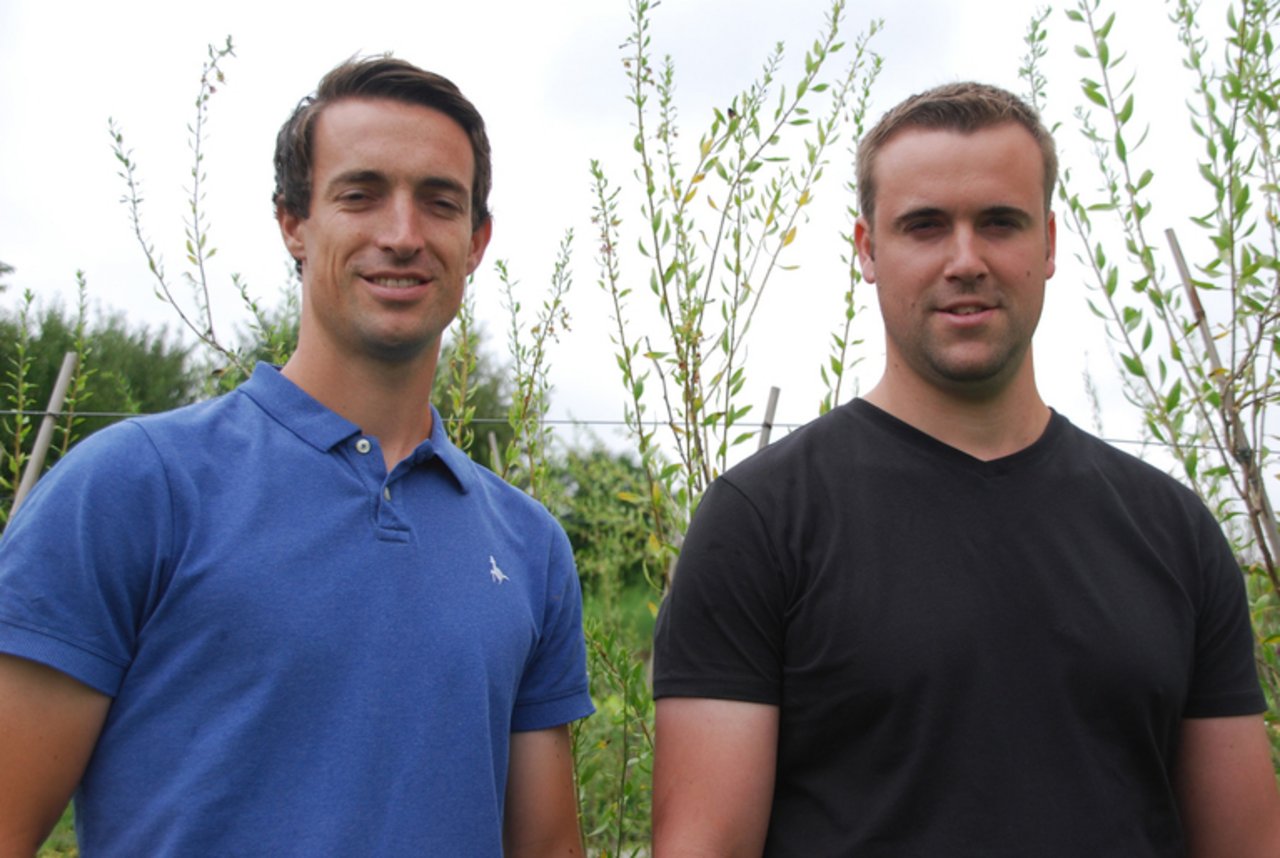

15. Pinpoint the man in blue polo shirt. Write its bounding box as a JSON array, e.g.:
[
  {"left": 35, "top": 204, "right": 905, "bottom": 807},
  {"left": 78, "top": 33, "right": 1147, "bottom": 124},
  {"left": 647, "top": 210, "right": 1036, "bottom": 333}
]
[{"left": 0, "top": 57, "right": 593, "bottom": 856}]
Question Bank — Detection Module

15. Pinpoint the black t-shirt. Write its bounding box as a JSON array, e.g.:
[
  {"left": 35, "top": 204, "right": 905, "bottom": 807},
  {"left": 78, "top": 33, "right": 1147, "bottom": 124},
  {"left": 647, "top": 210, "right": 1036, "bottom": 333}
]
[{"left": 653, "top": 399, "right": 1264, "bottom": 857}]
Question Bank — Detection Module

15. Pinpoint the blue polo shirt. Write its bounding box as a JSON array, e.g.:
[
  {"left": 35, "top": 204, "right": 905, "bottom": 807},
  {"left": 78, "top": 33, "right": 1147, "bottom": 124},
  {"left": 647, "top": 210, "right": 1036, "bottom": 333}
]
[{"left": 0, "top": 363, "right": 593, "bottom": 855}]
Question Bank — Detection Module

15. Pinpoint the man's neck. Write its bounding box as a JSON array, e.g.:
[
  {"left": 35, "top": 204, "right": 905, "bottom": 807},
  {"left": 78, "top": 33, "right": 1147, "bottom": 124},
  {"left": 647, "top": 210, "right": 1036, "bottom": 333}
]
[
  {"left": 281, "top": 344, "right": 440, "bottom": 470},
  {"left": 863, "top": 368, "right": 1051, "bottom": 462}
]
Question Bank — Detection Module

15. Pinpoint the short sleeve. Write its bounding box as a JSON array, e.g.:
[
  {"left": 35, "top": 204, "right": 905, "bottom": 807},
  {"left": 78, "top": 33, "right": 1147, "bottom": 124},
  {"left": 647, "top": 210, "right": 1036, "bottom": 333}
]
[
  {"left": 510, "top": 523, "right": 594, "bottom": 731},
  {"left": 652, "top": 476, "right": 786, "bottom": 703},
  {"left": 1182, "top": 508, "right": 1266, "bottom": 718},
  {"left": 0, "top": 422, "right": 171, "bottom": 695}
]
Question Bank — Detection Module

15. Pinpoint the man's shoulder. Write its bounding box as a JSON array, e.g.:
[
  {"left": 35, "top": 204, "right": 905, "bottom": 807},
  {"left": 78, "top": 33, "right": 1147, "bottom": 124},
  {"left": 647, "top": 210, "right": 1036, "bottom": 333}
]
[
  {"left": 48, "top": 391, "right": 244, "bottom": 473},
  {"left": 718, "top": 398, "right": 876, "bottom": 489},
  {"left": 1056, "top": 417, "right": 1196, "bottom": 490},
  {"left": 4, "top": 396, "right": 249, "bottom": 551},
  {"left": 132, "top": 386, "right": 250, "bottom": 433},
  {"left": 460, "top": 457, "right": 565, "bottom": 533},
  {"left": 1050, "top": 415, "right": 1214, "bottom": 523}
]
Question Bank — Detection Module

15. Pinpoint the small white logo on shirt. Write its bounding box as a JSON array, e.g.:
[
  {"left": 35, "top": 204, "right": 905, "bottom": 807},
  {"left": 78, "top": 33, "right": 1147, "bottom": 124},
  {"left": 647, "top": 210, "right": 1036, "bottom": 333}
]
[{"left": 489, "top": 555, "right": 509, "bottom": 584}]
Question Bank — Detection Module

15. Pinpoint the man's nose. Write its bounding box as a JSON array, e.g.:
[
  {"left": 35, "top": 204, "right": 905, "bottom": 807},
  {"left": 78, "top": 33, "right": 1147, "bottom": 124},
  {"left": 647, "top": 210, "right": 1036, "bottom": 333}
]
[
  {"left": 378, "top": 194, "right": 423, "bottom": 258},
  {"left": 943, "top": 225, "right": 987, "bottom": 283}
]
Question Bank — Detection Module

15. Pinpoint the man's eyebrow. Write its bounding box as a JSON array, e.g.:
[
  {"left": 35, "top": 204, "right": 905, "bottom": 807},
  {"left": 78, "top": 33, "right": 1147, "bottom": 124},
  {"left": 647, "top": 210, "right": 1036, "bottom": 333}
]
[
  {"left": 982, "top": 205, "right": 1034, "bottom": 225},
  {"left": 890, "top": 204, "right": 1035, "bottom": 230},
  {"left": 891, "top": 207, "right": 947, "bottom": 229},
  {"left": 417, "top": 175, "right": 469, "bottom": 198},
  {"left": 325, "top": 169, "right": 387, "bottom": 191},
  {"left": 324, "top": 171, "right": 467, "bottom": 195}
]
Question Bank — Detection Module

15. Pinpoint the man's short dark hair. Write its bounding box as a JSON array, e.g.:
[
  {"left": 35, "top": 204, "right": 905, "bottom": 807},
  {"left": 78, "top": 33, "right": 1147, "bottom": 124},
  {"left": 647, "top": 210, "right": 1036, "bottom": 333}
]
[
  {"left": 856, "top": 82, "right": 1057, "bottom": 227},
  {"left": 273, "top": 56, "right": 492, "bottom": 230}
]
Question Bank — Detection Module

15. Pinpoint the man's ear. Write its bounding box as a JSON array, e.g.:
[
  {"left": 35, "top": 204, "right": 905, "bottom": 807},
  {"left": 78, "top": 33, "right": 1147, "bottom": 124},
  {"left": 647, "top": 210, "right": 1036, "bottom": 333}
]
[
  {"left": 466, "top": 217, "right": 494, "bottom": 276},
  {"left": 854, "top": 216, "right": 877, "bottom": 284},
  {"left": 277, "top": 206, "right": 307, "bottom": 267},
  {"left": 1045, "top": 210, "right": 1057, "bottom": 280}
]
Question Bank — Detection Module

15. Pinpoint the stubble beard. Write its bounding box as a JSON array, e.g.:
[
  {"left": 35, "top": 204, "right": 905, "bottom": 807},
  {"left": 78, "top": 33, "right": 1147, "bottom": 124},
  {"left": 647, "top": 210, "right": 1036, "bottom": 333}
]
[{"left": 905, "top": 324, "right": 1034, "bottom": 398}]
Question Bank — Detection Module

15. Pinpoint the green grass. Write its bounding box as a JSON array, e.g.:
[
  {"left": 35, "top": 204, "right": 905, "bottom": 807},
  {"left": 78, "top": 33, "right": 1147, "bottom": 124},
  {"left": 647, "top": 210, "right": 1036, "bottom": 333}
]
[{"left": 38, "top": 804, "right": 77, "bottom": 857}]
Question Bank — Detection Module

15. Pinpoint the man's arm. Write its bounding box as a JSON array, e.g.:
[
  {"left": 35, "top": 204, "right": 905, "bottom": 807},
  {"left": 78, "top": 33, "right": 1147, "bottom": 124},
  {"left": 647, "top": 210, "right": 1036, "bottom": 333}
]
[
  {"left": 0, "top": 653, "right": 110, "bottom": 857},
  {"left": 503, "top": 724, "right": 583, "bottom": 858},
  {"left": 1176, "top": 714, "right": 1280, "bottom": 858},
  {"left": 652, "top": 697, "right": 779, "bottom": 857}
]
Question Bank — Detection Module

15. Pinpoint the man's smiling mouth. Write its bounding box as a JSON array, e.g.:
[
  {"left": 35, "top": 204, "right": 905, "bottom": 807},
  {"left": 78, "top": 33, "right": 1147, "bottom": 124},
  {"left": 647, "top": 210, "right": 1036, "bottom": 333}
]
[{"left": 367, "top": 276, "right": 428, "bottom": 288}]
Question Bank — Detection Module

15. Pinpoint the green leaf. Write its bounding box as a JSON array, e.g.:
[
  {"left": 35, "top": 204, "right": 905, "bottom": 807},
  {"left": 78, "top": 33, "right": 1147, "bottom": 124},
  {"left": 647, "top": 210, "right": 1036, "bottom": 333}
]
[
  {"left": 1198, "top": 162, "right": 1223, "bottom": 190},
  {"left": 1146, "top": 418, "right": 1166, "bottom": 444},
  {"left": 1121, "top": 353, "right": 1146, "bottom": 378},
  {"left": 1116, "top": 95, "right": 1134, "bottom": 123},
  {"left": 1098, "top": 12, "right": 1116, "bottom": 39}
]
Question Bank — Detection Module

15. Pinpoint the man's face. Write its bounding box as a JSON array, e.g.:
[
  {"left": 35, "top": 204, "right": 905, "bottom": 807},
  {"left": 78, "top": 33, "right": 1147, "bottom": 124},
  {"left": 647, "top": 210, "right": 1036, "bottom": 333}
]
[
  {"left": 854, "top": 122, "right": 1055, "bottom": 398},
  {"left": 278, "top": 97, "right": 490, "bottom": 366}
]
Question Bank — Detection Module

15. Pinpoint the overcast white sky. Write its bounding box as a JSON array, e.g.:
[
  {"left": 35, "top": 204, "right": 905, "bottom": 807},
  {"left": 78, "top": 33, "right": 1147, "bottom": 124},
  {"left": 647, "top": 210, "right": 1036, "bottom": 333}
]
[{"left": 0, "top": 0, "right": 1233, "bottom": 463}]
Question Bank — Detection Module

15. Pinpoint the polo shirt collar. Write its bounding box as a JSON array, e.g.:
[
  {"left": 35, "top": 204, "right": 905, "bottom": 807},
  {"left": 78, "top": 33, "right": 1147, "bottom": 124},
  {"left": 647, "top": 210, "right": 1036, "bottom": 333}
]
[
  {"left": 421, "top": 405, "right": 477, "bottom": 494},
  {"left": 240, "top": 363, "right": 476, "bottom": 494}
]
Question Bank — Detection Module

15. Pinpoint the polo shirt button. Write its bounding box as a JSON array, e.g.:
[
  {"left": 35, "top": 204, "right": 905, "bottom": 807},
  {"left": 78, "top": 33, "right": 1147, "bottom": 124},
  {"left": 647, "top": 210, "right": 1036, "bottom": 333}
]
[
  {"left": 383, "top": 487, "right": 392, "bottom": 501},
  {"left": 355, "top": 438, "right": 371, "bottom": 454}
]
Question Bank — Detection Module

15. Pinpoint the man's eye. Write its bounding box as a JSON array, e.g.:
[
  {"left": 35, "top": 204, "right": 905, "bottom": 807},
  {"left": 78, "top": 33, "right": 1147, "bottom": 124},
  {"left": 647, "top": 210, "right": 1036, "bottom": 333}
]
[
  {"left": 904, "top": 220, "right": 941, "bottom": 233},
  {"left": 430, "top": 198, "right": 463, "bottom": 212}
]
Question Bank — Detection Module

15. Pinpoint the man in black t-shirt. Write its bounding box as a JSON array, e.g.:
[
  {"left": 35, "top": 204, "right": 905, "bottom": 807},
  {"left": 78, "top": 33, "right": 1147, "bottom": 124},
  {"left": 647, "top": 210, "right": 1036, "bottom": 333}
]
[{"left": 651, "top": 82, "right": 1280, "bottom": 857}]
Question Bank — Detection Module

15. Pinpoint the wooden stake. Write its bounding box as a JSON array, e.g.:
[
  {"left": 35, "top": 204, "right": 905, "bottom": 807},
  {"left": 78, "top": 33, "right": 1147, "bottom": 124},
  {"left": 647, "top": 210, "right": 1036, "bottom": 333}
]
[
  {"left": 10, "top": 351, "right": 78, "bottom": 519},
  {"left": 1166, "top": 228, "right": 1280, "bottom": 586},
  {"left": 488, "top": 430, "right": 501, "bottom": 471},
  {"left": 758, "top": 386, "right": 781, "bottom": 450}
]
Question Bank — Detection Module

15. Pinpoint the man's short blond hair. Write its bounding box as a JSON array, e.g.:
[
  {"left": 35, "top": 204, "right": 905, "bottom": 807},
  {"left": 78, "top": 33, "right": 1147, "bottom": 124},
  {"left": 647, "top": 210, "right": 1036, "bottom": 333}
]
[{"left": 857, "top": 82, "right": 1057, "bottom": 227}]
